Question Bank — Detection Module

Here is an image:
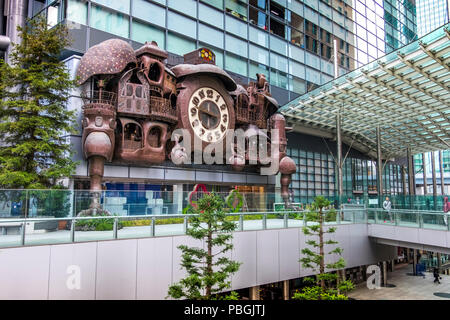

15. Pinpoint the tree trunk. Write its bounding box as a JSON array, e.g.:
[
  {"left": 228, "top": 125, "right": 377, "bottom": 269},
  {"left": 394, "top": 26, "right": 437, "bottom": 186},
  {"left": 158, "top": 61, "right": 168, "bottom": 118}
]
[
  {"left": 319, "top": 207, "right": 325, "bottom": 290},
  {"left": 206, "top": 222, "right": 212, "bottom": 299}
]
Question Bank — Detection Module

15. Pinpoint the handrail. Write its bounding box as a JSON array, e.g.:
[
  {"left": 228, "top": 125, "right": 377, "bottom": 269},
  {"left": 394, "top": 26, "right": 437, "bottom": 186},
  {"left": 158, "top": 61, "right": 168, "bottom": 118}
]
[
  {"left": 0, "top": 210, "right": 303, "bottom": 223},
  {"left": 2, "top": 207, "right": 449, "bottom": 249}
]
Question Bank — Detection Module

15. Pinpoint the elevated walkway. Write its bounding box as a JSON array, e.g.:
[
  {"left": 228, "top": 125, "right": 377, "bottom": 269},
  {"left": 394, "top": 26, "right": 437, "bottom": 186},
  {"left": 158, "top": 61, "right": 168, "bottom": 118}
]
[{"left": 0, "top": 208, "right": 449, "bottom": 299}]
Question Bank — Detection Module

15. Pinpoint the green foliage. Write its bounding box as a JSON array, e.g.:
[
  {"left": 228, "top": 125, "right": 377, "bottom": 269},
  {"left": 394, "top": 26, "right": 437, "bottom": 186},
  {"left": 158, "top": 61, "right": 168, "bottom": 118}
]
[
  {"left": 211, "top": 291, "right": 240, "bottom": 300},
  {"left": 167, "top": 193, "right": 241, "bottom": 300},
  {"left": 30, "top": 189, "right": 72, "bottom": 217},
  {"left": 294, "top": 196, "right": 354, "bottom": 300},
  {"left": 225, "top": 189, "right": 244, "bottom": 213},
  {"left": 292, "top": 286, "right": 348, "bottom": 300},
  {"left": 75, "top": 213, "right": 123, "bottom": 231},
  {"left": 0, "top": 14, "right": 77, "bottom": 189}
]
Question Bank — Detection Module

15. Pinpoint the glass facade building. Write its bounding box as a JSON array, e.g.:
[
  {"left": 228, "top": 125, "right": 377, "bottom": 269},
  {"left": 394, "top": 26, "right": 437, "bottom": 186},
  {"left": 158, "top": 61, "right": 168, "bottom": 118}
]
[
  {"left": 414, "top": 151, "right": 450, "bottom": 195},
  {"left": 33, "top": 0, "right": 417, "bottom": 104},
  {"left": 416, "top": 0, "right": 449, "bottom": 37},
  {"left": 27, "top": 0, "right": 420, "bottom": 205}
]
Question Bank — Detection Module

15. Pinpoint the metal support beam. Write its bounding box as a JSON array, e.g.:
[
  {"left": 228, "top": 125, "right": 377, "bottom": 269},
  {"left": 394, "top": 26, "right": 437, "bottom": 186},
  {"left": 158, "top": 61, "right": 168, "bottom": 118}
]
[
  {"left": 423, "top": 153, "right": 428, "bottom": 195},
  {"left": 377, "top": 126, "right": 383, "bottom": 195},
  {"left": 431, "top": 151, "right": 437, "bottom": 209},
  {"left": 402, "top": 165, "right": 407, "bottom": 196},
  {"left": 337, "top": 113, "right": 343, "bottom": 205},
  {"left": 440, "top": 150, "right": 445, "bottom": 195}
]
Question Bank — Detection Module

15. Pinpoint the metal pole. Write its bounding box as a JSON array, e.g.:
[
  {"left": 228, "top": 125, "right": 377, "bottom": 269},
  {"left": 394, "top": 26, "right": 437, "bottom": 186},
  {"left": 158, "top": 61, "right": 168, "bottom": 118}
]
[
  {"left": 113, "top": 218, "right": 118, "bottom": 239},
  {"left": 150, "top": 217, "right": 155, "bottom": 237},
  {"left": 376, "top": 126, "right": 383, "bottom": 198},
  {"left": 262, "top": 214, "right": 267, "bottom": 230},
  {"left": 183, "top": 217, "right": 188, "bottom": 234},
  {"left": 439, "top": 150, "right": 445, "bottom": 195},
  {"left": 402, "top": 165, "right": 407, "bottom": 196},
  {"left": 431, "top": 151, "right": 437, "bottom": 210},
  {"left": 423, "top": 153, "right": 428, "bottom": 195},
  {"left": 21, "top": 221, "right": 26, "bottom": 245},
  {"left": 70, "top": 218, "right": 75, "bottom": 242},
  {"left": 239, "top": 214, "right": 244, "bottom": 231},
  {"left": 336, "top": 113, "right": 343, "bottom": 207},
  {"left": 283, "top": 213, "right": 288, "bottom": 228},
  {"left": 407, "top": 148, "right": 415, "bottom": 210}
]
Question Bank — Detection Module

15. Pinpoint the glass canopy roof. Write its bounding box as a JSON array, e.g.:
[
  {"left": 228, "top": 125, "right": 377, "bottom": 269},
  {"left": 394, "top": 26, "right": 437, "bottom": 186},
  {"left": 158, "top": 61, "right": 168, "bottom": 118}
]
[{"left": 279, "top": 23, "right": 450, "bottom": 160}]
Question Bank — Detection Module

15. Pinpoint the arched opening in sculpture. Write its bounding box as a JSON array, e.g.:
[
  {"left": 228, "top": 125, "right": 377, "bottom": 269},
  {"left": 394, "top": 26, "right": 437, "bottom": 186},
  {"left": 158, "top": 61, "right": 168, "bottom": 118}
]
[
  {"left": 123, "top": 121, "right": 143, "bottom": 150},
  {"left": 148, "top": 126, "right": 162, "bottom": 148}
]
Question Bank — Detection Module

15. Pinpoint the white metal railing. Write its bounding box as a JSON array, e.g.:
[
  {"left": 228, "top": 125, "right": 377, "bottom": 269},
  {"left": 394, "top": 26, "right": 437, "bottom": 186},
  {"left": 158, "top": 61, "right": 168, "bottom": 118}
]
[{"left": 1, "top": 208, "right": 447, "bottom": 248}]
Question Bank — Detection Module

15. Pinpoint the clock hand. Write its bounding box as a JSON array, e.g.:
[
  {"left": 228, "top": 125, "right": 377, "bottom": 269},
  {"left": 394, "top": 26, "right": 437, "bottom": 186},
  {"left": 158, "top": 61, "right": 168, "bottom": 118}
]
[{"left": 197, "top": 104, "right": 218, "bottom": 118}]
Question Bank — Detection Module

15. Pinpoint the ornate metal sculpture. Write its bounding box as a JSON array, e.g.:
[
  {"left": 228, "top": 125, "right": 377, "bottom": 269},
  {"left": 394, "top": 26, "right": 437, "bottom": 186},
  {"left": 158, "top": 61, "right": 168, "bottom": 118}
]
[{"left": 76, "top": 40, "right": 297, "bottom": 214}]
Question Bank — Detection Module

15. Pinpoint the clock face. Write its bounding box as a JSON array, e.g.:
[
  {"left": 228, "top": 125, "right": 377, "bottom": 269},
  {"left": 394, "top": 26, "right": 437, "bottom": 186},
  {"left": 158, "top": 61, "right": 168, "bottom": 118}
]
[{"left": 188, "top": 87, "right": 229, "bottom": 143}]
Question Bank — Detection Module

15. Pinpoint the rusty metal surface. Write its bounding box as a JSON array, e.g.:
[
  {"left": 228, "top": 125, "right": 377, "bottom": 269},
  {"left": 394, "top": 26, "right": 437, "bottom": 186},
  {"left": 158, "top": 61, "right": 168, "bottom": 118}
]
[
  {"left": 114, "top": 118, "right": 169, "bottom": 164},
  {"left": 171, "top": 64, "right": 237, "bottom": 91},
  {"left": 76, "top": 39, "right": 137, "bottom": 85},
  {"left": 76, "top": 39, "right": 295, "bottom": 205},
  {"left": 279, "top": 156, "right": 297, "bottom": 175},
  {"left": 135, "top": 41, "right": 168, "bottom": 60},
  {"left": 81, "top": 102, "right": 116, "bottom": 162},
  {"left": 149, "top": 96, "right": 178, "bottom": 123}
]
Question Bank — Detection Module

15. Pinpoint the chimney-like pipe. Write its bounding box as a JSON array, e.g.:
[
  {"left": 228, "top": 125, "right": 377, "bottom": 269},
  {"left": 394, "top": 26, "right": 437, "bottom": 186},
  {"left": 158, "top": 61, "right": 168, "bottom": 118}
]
[{"left": 4, "top": 0, "right": 28, "bottom": 63}]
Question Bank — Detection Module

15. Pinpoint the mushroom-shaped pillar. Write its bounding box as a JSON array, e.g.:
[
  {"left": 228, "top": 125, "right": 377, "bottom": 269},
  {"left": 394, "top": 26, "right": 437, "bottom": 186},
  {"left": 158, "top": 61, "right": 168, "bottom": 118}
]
[
  {"left": 279, "top": 156, "right": 297, "bottom": 208},
  {"left": 76, "top": 39, "right": 137, "bottom": 211}
]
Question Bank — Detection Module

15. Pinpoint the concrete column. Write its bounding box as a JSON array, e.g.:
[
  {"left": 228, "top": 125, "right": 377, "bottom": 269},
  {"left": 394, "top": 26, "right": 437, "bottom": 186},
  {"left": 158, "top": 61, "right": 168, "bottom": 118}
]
[
  {"left": 336, "top": 113, "right": 343, "bottom": 206},
  {"left": 283, "top": 280, "right": 289, "bottom": 300},
  {"left": 173, "top": 184, "right": 184, "bottom": 214},
  {"left": 438, "top": 253, "right": 442, "bottom": 269},
  {"left": 413, "top": 249, "right": 418, "bottom": 276},
  {"left": 250, "top": 286, "right": 260, "bottom": 300},
  {"left": 376, "top": 126, "right": 383, "bottom": 196},
  {"left": 406, "top": 248, "right": 410, "bottom": 263},
  {"left": 439, "top": 150, "right": 445, "bottom": 195},
  {"left": 391, "top": 259, "right": 395, "bottom": 272},
  {"left": 423, "top": 153, "right": 428, "bottom": 195},
  {"left": 382, "top": 261, "right": 388, "bottom": 286}
]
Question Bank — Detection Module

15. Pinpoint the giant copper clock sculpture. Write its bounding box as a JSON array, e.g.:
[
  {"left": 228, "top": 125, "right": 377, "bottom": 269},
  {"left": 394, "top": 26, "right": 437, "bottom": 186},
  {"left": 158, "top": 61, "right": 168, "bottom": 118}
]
[{"left": 76, "top": 39, "right": 297, "bottom": 215}]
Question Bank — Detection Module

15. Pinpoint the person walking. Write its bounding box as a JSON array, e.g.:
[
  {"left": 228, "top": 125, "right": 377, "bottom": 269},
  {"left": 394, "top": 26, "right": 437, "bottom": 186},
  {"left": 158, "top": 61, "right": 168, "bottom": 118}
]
[
  {"left": 383, "top": 196, "right": 393, "bottom": 223},
  {"left": 433, "top": 267, "right": 441, "bottom": 284},
  {"left": 443, "top": 196, "right": 449, "bottom": 227}
]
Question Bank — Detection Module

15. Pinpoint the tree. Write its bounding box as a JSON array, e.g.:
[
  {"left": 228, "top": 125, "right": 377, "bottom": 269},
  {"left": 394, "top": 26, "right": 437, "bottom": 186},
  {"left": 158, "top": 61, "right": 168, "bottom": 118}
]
[
  {"left": 293, "top": 196, "right": 354, "bottom": 300},
  {"left": 0, "top": 14, "right": 77, "bottom": 189},
  {"left": 167, "top": 193, "right": 241, "bottom": 300}
]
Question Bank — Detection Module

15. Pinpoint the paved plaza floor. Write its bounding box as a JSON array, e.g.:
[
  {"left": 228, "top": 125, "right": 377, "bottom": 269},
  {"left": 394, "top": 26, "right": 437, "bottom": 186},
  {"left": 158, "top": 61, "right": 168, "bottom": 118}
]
[{"left": 349, "top": 264, "right": 450, "bottom": 300}]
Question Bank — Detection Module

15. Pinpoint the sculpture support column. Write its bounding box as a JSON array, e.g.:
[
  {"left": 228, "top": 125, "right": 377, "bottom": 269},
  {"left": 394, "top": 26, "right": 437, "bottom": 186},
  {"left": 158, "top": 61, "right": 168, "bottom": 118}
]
[
  {"left": 88, "top": 156, "right": 105, "bottom": 209},
  {"left": 279, "top": 156, "right": 297, "bottom": 208},
  {"left": 280, "top": 174, "right": 292, "bottom": 206}
]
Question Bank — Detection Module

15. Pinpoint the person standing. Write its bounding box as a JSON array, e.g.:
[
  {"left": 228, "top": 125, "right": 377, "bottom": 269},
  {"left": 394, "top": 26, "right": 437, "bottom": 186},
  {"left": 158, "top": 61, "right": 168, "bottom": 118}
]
[
  {"left": 383, "top": 196, "right": 393, "bottom": 223},
  {"left": 443, "top": 196, "right": 449, "bottom": 227}
]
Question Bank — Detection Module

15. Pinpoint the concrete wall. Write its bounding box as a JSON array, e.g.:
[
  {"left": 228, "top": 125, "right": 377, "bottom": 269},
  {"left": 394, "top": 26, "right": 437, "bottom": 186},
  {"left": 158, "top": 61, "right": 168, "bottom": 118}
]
[
  {"left": 0, "top": 224, "right": 396, "bottom": 300},
  {"left": 368, "top": 224, "right": 450, "bottom": 254}
]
